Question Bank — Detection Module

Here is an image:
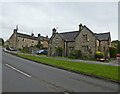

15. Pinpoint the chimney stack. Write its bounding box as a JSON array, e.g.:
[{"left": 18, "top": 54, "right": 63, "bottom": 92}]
[
  {"left": 79, "top": 23, "right": 83, "bottom": 31},
  {"left": 38, "top": 33, "right": 41, "bottom": 37},
  {"left": 46, "top": 35, "right": 48, "bottom": 38},
  {"left": 13, "top": 25, "right": 18, "bottom": 33},
  {"left": 52, "top": 28, "right": 57, "bottom": 35},
  {"left": 31, "top": 33, "right": 34, "bottom": 37}
]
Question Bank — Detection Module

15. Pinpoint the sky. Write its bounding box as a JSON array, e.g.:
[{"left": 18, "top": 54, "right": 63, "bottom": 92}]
[{"left": 0, "top": 1, "right": 118, "bottom": 41}]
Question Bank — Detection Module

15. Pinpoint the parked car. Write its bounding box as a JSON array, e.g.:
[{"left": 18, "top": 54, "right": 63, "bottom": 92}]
[
  {"left": 35, "top": 50, "right": 48, "bottom": 55},
  {"left": 116, "top": 54, "right": 120, "bottom": 57},
  {"left": 97, "top": 58, "right": 105, "bottom": 62},
  {"left": 116, "top": 54, "right": 120, "bottom": 60},
  {"left": 6, "top": 47, "right": 16, "bottom": 51}
]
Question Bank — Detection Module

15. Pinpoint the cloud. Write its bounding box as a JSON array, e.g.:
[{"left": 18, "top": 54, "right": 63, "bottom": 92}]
[{"left": 1, "top": 2, "right": 118, "bottom": 41}]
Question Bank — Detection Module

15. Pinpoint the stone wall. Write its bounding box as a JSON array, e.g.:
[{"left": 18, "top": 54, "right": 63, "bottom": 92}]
[
  {"left": 67, "top": 42, "right": 75, "bottom": 56},
  {"left": 48, "top": 33, "right": 64, "bottom": 56},
  {"left": 17, "top": 37, "right": 38, "bottom": 49},
  {"left": 75, "top": 27, "right": 96, "bottom": 56},
  {"left": 9, "top": 33, "right": 17, "bottom": 49}
]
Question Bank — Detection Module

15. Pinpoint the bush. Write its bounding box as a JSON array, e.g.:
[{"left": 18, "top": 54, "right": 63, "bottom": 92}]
[
  {"left": 109, "top": 47, "right": 117, "bottom": 58},
  {"left": 55, "top": 47, "right": 63, "bottom": 56},
  {"left": 95, "top": 51, "right": 104, "bottom": 59},
  {"left": 21, "top": 46, "right": 31, "bottom": 53},
  {"left": 69, "top": 50, "right": 82, "bottom": 59}
]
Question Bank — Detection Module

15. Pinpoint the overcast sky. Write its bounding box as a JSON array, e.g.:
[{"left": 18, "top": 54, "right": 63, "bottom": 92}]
[{"left": 0, "top": 2, "right": 118, "bottom": 41}]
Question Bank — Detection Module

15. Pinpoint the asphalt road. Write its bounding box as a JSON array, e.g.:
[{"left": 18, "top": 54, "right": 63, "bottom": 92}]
[{"left": 2, "top": 51, "right": 119, "bottom": 92}]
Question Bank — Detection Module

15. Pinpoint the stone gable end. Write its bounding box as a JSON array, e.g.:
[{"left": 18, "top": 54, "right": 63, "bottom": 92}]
[
  {"left": 75, "top": 27, "right": 96, "bottom": 55},
  {"left": 48, "top": 33, "right": 64, "bottom": 56}
]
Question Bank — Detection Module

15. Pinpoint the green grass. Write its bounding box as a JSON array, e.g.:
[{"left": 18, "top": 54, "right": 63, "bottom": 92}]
[{"left": 17, "top": 53, "right": 119, "bottom": 82}]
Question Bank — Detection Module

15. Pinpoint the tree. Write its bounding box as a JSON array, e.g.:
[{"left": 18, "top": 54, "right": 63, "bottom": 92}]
[
  {"left": 111, "top": 40, "right": 120, "bottom": 53},
  {"left": 109, "top": 47, "right": 117, "bottom": 58},
  {"left": 2, "top": 39, "right": 4, "bottom": 45},
  {"left": 117, "top": 41, "right": 120, "bottom": 53},
  {"left": 0, "top": 38, "right": 4, "bottom": 46}
]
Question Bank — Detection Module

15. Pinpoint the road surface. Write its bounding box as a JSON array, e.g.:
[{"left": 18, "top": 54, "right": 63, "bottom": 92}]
[{"left": 2, "top": 51, "right": 119, "bottom": 92}]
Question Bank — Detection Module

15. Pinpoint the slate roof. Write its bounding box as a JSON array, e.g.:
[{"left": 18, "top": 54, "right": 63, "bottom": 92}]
[
  {"left": 59, "top": 31, "right": 79, "bottom": 42},
  {"left": 58, "top": 30, "right": 110, "bottom": 42},
  {"left": 17, "top": 33, "right": 49, "bottom": 41},
  {"left": 94, "top": 32, "right": 110, "bottom": 41}
]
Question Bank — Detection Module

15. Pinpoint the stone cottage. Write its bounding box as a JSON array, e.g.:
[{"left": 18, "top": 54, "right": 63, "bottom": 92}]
[
  {"left": 48, "top": 23, "right": 111, "bottom": 58},
  {"left": 8, "top": 26, "right": 49, "bottom": 50}
]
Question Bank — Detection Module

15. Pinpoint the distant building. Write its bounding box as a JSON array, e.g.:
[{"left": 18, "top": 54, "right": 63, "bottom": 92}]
[
  {"left": 8, "top": 26, "right": 49, "bottom": 50},
  {"left": 48, "top": 23, "right": 111, "bottom": 58}
]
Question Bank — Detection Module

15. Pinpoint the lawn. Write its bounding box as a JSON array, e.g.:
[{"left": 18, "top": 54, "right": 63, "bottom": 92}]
[{"left": 17, "top": 53, "right": 119, "bottom": 82}]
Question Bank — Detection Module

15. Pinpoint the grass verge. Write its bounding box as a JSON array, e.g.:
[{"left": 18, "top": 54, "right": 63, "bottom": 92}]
[{"left": 15, "top": 53, "right": 119, "bottom": 83}]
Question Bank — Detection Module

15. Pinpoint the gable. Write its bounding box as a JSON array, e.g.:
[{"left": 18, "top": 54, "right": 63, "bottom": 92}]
[
  {"left": 75, "top": 26, "right": 96, "bottom": 40},
  {"left": 49, "top": 33, "right": 63, "bottom": 43}
]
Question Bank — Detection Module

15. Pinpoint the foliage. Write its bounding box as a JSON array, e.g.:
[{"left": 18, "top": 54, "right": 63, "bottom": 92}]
[
  {"left": 111, "top": 40, "right": 120, "bottom": 53},
  {"left": 21, "top": 46, "right": 31, "bottom": 53},
  {"left": 2, "top": 39, "right": 4, "bottom": 45},
  {"left": 55, "top": 47, "right": 63, "bottom": 56},
  {"left": 109, "top": 47, "right": 117, "bottom": 58},
  {"left": 35, "top": 41, "right": 43, "bottom": 49},
  {"left": 0, "top": 38, "right": 4, "bottom": 46},
  {"left": 95, "top": 51, "right": 104, "bottom": 59},
  {"left": 117, "top": 41, "right": 120, "bottom": 53},
  {"left": 69, "top": 50, "right": 82, "bottom": 59}
]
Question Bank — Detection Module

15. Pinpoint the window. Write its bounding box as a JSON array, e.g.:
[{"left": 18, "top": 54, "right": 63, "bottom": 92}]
[
  {"left": 82, "top": 45, "right": 89, "bottom": 52},
  {"left": 83, "top": 34, "right": 88, "bottom": 42},
  {"left": 56, "top": 38, "right": 58, "bottom": 40},
  {"left": 22, "top": 38, "right": 24, "bottom": 41}
]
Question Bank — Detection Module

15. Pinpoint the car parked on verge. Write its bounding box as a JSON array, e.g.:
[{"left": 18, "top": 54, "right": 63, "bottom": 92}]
[
  {"left": 35, "top": 50, "right": 48, "bottom": 55},
  {"left": 6, "top": 47, "right": 16, "bottom": 51}
]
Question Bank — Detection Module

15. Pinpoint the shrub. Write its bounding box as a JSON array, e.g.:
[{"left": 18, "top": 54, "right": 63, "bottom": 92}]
[
  {"left": 21, "top": 46, "right": 31, "bottom": 53},
  {"left": 55, "top": 47, "right": 63, "bottom": 56},
  {"left": 109, "top": 47, "right": 117, "bottom": 58},
  {"left": 69, "top": 50, "right": 82, "bottom": 59},
  {"left": 95, "top": 51, "right": 104, "bottom": 59}
]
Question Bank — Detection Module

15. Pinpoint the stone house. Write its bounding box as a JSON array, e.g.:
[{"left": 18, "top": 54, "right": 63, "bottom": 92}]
[
  {"left": 48, "top": 23, "right": 111, "bottom": 58},
  {"left": 8, "top": 26, "right": 49, "bottom": 50}
]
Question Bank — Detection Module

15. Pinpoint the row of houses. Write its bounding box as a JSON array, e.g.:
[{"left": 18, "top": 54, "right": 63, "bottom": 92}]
[
  {"left": 5, "top": 23, "right": 111, "bottom": 58},
  {"left": 5, "top": 25, "right": 49, "bottom": 50}
]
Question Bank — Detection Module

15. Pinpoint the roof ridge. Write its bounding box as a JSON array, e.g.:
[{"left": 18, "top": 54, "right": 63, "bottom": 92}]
[
  {"left": 17, "top": 32, "right": 48, "bottom": 38},
  {"left": 94, "top": 32, "right": 110, "bottom": 35},
  {"left": 59, "top": 31, "right": 79, "bottom": 34}
]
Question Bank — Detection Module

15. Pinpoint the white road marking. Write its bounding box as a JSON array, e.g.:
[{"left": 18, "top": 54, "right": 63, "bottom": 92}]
[{"left": 5, "top": 63, "right": 32, "bottom": 78}]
